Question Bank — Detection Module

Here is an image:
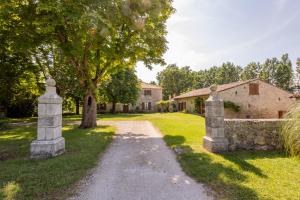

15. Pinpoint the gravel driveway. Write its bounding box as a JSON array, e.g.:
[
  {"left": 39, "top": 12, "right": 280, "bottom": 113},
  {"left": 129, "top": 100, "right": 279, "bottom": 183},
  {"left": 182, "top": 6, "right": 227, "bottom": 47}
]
[{"left": 69, "top": 121, "right": 213, "bottom": 200}]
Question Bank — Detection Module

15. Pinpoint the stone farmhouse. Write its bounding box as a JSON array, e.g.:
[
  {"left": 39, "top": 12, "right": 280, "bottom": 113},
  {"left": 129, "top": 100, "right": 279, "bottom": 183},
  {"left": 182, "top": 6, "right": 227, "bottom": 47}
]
[
  {"left": 174, "top": 79, "right": 295, "bottom": 119},
  {"left": 97, "top": 82, "right": 162, "bottom": 113}
]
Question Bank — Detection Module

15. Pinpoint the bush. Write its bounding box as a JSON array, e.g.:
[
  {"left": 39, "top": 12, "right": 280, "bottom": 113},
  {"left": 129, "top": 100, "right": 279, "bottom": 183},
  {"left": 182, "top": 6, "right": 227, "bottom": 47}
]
[
  {"left": 156, "top": 100, "right": 170, "bottom": 112},
  {"left": 281, "top": 101, "right": 300, "bottom": 157},
  {"left": 224, "top": 101, "right": 240, "bottom": 112},
  {"left": 7, "top": 99, "right": 37, "bottom": 118}
]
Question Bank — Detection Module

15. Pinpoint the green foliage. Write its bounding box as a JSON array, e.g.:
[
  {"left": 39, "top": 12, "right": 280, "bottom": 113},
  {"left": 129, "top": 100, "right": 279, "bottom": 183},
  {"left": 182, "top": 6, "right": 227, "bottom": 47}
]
[
  {"left": 157, "top": 63, "right": 242, "bottom": 99},
  {"left": 224, "top": 101, "right": 240, "bottom": 112},
  {"left": 281, "top": 101, "right": 300, "bottom": 157},
  {"left": 296, "top": 58, "right": 300, "bottom": 75},
  {"left": 216, "top": 62, "right": 242, "bottom": 84},
  {"left": 156, "top": 100, "right": 170, "bottom": 112},
  {"left": 241, "top": 62, "right": 261, "bottom": 80},
  {"left": 62, "top": 98, "right": 76, "bottom": 113},
  {"left": 260, "top": 54, "right": 293, "bottom": 90},
  {"left": 194, "top": 97, "right": 204, "bottom": 113},
  {"left": 1, "top": 0, "right": 174, "bottom": 127},
  {"left": 0, "top": 51, "right": 42, "bottom": 117},
  {"left": 157, "top": 64, "right": 195, "bottom": 99},
  {"left": 99, "top": 67, "right": 140, "bottom": 112}
]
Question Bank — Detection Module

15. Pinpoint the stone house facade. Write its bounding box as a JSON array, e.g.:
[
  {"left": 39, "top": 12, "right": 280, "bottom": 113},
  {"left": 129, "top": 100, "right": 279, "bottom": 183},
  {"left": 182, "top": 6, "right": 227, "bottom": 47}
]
[
  {"left": 98, "top": 82, "right": 162, "bottom": 113},
  {"left": 174, "top": 79, "right": 295, "bottom": 119}
]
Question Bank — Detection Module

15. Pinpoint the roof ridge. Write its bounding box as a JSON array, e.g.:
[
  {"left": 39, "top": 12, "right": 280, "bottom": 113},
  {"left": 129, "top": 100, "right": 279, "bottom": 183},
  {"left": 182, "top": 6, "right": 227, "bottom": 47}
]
[{"left": 174, "top": 79, "right": 258, "bottom": 99}]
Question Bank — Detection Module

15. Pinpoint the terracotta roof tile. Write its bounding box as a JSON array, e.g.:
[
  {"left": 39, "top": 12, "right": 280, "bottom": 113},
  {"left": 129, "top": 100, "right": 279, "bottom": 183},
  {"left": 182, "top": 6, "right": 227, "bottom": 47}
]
[
  {"left": 141, "top": 82, "right": 162, "bottom": 89},
  {"left": 174, "top": 80, "right": 254, "bottom": 99}
]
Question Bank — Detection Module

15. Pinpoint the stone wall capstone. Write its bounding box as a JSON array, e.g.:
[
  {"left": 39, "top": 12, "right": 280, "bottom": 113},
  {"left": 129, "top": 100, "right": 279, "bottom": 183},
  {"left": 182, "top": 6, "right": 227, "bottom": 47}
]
[{"left": 224, "top": 119, "right": 284, "bottom": 151}]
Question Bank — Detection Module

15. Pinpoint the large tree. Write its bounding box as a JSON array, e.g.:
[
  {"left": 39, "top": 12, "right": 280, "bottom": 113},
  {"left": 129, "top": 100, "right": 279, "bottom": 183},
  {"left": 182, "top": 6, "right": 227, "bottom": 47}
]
[
  {"left": 260, "top": 57, "right": 279, "bottom": 85},
  {"left": 274, "top": 54, "right": 293, "bottom": 90},
  {"left": 99, "top": 67, "right": 140, "bottom": 113},
  {"left": 0, "top": 1, "right": 43, "bottom": 117},
  {"left": 2, "top": 0, "right": 174, "bottom": 128},
  {"left": 260, "top": 54, "right": 293, "bottom": 90},
  {"left": 157, "top": 64, "right": 194, "bottom": 99},
  {"left": 297, "top": 58, "right": 300, "bottom": 74},
  {"left": 241, "top": 62, "right": 261, "bottom": 80},
  {"left": 216, "top": 62, "right": 242, "bottom": 84}
]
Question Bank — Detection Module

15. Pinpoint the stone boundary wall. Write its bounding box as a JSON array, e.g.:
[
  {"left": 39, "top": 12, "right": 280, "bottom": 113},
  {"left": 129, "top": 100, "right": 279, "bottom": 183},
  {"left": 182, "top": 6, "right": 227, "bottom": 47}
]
[{"left": 224, "top": 119, "right": 285, "bottom": 151}]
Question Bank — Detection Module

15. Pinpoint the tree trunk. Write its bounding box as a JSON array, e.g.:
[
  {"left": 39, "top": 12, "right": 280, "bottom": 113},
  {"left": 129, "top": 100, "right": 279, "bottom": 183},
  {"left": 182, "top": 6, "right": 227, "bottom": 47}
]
[
  {"left": 80, "top": 90, "right": 97, "bottom": 128},
  {"left": 75, "top": 98, "right": 80, "bottom": 115},
  {"left": 112, "top": 101, "right": 116, "bottom": 113}
]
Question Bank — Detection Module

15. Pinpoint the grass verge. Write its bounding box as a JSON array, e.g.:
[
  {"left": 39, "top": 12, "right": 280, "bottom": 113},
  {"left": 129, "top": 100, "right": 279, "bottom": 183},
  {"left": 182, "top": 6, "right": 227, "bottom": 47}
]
[{"left": 0, "top": 124, "right": 114, "bottom": 199}]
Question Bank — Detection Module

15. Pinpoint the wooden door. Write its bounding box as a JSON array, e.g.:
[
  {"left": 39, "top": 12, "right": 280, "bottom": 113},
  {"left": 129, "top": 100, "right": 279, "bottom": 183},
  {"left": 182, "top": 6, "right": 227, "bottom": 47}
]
[{"left": 123, "top": 104, "right": 129, "bottom": 113}]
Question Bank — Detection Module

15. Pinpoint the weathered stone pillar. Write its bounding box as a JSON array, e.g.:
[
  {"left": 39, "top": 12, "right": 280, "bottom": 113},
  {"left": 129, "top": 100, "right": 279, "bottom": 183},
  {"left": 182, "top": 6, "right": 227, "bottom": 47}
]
[
  {"left": 203, "top": 85, "right": 228, "bottom": 152},
  {"left": 30, "top": 78, "right": 65, "bottom": 159}
]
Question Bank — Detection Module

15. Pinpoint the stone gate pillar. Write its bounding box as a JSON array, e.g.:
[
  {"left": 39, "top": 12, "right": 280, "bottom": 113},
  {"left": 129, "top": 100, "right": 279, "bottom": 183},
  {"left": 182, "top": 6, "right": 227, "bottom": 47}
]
[
  {"left": 31, "top": 78, "right": 65, "bottom": 159},
  {"left": 203, "top": 85, "right": 228, "bottom": 152}
]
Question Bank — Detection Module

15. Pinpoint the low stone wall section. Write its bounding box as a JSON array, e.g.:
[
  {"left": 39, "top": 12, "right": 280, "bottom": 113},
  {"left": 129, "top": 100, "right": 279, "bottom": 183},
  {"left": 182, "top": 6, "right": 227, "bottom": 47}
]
[{"left": 224, "top": 119, "right": 285, "bottom": 151}]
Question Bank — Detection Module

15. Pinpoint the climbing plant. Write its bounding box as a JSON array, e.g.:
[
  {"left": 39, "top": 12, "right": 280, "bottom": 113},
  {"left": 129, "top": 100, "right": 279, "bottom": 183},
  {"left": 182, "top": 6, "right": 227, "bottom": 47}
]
[{"left": 224, "top": 101, "right": 240, "bottom": 112}]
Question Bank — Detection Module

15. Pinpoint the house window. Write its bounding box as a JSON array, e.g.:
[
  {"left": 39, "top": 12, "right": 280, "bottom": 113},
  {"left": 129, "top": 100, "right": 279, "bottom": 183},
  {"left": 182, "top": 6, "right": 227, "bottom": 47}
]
[
  {"left": 142, "top": 102, "right": 145, "bottom": 110},
  {"left": 144, "top": 90, "right": 152, "bottom": 96},
  {"left": 148, "top": 102, "right": 152, "bottom": 110},
  {"left": 249, "top": 83, "right": 259, "bottom": 95},
  {"left": 98, "top": 103, "right": 106, "bottom": 110},
  {"left": 178, "top": 102, "right": 186, "bottom": 111}
]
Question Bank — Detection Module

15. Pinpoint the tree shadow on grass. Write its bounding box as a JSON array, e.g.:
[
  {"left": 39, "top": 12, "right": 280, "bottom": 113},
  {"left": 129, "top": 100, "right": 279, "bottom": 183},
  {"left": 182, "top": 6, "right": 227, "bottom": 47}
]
[
  {"left": 97, "top": 113, "right": 144, "bottom": 119},
  {"left": 0, "top": 125, "right": 114, "bottom": 199},
  {"left": 164, "top": 135, "right": 262, "bottom": 200},
  {"left": 221, "top": 152, "right": 267, "bottom": 178}
]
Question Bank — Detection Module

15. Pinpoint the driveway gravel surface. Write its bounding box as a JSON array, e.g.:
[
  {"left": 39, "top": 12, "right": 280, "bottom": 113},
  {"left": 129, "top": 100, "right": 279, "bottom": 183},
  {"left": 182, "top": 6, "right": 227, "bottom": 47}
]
[{"left": 69, "top": 121, "right": 213, "bottom": 200}]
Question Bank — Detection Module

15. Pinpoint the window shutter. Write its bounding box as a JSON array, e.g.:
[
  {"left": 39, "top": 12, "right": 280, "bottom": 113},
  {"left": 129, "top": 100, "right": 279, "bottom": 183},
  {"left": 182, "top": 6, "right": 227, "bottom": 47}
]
[{"left": 249, "top": 83, "right": 259, "bottom": 95}]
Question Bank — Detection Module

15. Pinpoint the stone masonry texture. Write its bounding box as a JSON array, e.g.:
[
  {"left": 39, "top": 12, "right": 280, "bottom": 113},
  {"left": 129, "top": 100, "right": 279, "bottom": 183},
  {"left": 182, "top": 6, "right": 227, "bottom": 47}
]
[{"left": 224, "top": 119, "right": 284, "bottom": 151}]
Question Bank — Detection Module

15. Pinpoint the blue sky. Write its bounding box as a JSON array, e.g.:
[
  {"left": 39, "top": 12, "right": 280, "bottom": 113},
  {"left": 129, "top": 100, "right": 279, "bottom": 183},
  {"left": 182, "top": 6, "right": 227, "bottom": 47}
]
[{"left": 136, "top": 0, "right": 300, "bottom": 83}]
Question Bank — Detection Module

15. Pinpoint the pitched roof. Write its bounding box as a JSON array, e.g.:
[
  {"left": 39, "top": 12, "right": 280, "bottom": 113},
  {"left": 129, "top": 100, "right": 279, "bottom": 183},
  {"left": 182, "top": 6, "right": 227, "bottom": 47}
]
[
  {"left": 174, "top": 80, "right": 255, "bottom": 99},
  {"left": 141, "top": 82, "right": 162, "bottom": 89}
]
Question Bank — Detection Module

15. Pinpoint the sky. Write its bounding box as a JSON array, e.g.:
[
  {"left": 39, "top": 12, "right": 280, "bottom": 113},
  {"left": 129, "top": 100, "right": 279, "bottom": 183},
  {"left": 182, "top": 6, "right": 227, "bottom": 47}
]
[{"left": 136, "top": 0, "right": 300, "bottom": 83}]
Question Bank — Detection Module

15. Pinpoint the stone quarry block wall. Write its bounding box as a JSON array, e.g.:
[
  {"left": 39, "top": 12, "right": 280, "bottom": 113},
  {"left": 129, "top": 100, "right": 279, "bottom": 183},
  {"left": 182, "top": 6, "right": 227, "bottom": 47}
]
[{"left": 224, "top": 119, "right": 284, "bottom": 151}]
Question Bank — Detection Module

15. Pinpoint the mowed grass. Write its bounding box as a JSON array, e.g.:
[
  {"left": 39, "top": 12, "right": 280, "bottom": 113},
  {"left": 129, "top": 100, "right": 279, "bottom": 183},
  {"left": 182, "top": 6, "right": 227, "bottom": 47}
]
[
  {"left": 98, "top": 113, "right": 300, "bottom": 200},
  {"left": 0, "top": 124, "right": 114, "bottom": 200}
]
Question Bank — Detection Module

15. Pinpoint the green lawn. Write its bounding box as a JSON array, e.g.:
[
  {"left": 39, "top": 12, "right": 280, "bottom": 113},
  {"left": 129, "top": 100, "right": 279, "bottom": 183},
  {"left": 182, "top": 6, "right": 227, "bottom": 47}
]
[
  {"left": 97, "top": 113, "right": 300, "bottom": 200},
  {"left": 1, "top": 113, "right": 300, "bottom": 200},
  {"left": 0, "top": 124, "right": 114, "bottom": 200}
]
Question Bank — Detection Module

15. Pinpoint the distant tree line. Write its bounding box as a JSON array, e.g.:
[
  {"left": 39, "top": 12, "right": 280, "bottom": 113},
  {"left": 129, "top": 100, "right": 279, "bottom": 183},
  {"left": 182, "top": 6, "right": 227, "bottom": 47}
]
[{"left": 157, "top": 53, "right": 298, "bottom": 100}]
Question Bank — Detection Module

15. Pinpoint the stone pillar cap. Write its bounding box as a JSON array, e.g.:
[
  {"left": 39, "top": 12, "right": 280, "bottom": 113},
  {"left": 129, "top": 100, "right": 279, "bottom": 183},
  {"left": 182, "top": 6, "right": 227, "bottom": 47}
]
[
  {"left": 46, "top": 78, "right": 56, "bottom": 87},
  {"left": 210, "top": 84, "right": 217, "bottom": 92}
]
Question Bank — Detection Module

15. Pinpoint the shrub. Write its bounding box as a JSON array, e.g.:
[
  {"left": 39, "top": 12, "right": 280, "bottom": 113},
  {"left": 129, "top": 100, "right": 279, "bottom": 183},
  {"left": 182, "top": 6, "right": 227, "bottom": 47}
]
[
  {"left": 224, "top": 101, "right": 240, "bottom": 112},
  {"left": 7, "top": 98, "right": 37, "bottom": 118},
  {"left": 156, "top": 100, "right": 170, "bottom": 112},
  {"left": 281, "top": 101, "right": 300, "bottom": 157}
]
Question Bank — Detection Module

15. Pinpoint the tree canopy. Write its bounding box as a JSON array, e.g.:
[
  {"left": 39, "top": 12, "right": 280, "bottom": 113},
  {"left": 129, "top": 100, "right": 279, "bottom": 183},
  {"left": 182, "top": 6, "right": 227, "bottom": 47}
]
[
  {"left": 99, "top": 67, "right": 140, "bottom": 113},
  {"left": 1, "top": 0, "right": 174, "bottom": 127}
]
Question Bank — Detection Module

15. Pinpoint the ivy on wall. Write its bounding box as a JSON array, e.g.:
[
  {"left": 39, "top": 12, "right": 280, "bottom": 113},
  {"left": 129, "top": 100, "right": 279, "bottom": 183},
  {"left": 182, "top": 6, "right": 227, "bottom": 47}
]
[
  {"left": 224, "top": 101, "right": 241, "bottom": 112},
  {"left": 194, "top": 97, "right": 205, "bottom": 113}
]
